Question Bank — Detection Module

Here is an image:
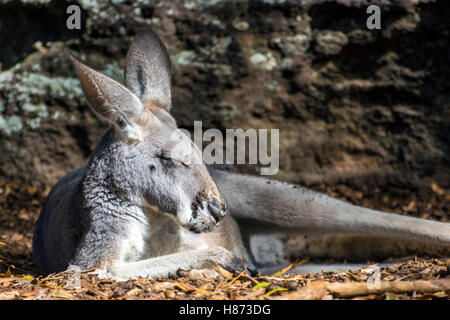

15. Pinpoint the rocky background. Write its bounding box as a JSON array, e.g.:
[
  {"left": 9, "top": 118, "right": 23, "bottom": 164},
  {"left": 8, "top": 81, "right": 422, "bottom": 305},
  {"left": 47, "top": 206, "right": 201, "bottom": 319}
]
[{"left": 0, "top": 0, "right": 448, "bottom": 214}]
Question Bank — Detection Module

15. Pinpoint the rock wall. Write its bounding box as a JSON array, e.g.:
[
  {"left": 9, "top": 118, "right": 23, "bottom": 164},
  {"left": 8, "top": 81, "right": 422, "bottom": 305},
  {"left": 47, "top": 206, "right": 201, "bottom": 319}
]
[{"left": 0, "top": 0, "right": 449, "bottom": 196}]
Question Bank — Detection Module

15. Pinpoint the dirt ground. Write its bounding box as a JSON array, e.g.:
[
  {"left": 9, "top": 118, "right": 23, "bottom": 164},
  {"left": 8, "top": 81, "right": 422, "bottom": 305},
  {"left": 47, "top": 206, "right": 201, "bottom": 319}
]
[{"left": 0, "top": 178, "right": 448, "bottom": 300}]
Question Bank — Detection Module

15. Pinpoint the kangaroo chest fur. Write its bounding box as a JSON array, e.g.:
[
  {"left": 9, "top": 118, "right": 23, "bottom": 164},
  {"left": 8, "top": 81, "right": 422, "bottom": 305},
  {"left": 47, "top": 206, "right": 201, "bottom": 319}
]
[{"left": 142, "top": 206, "right": 247, "bottom": 260}]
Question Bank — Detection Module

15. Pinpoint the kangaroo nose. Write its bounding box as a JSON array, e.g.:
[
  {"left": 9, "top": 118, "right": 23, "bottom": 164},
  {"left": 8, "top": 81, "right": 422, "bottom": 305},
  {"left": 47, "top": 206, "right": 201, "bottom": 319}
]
[{"left": 208, "top": 197, "right": 227, "bottom": 221}]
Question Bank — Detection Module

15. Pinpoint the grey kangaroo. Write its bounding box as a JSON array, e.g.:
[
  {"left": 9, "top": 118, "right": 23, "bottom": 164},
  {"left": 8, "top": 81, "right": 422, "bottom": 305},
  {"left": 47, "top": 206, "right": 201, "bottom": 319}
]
[{"left": 32, "top": 29, "right": 450, "bottom": 281}]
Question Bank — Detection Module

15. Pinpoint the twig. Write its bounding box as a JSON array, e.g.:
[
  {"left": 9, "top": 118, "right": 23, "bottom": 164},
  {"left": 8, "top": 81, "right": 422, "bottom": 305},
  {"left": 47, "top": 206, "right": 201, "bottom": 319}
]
[
  {"left": 222, "top": 269, "right": 247, "bottom": 288},
  {"left": 241, "top": 274, "right": 259, "bottom": 285},
  {"left": 327, "top": 278, "right": 450, "bottom": 298},
  {"left": 270, "top": 280, "right": 327, "bottom": 300},
  {"left": 338, "top": 268, "right": 362, "bottom": 281},
  {"left": 269, "top": 257, "right": 309, "bottom": 277}
]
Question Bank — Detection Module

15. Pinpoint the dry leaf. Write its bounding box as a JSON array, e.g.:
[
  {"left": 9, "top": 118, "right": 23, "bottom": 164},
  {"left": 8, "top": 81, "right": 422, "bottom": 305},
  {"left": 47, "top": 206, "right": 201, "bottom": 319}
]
[
  {"left": 175, "top": 282, "right": 195, "bottom": 293},
  {"left": 402, "top": 200, "right": 416, "bottom": 212},
  {"left": 5, "top": 265, "right": 14, "bottom": 277},
  {"left": 125, "top": 288, "right": 143, "bottom": 296},
  {"left": 18, "top": 287, "right": 40, "bottom": 297},
  {"left": 430, "top": 182, "right": 445, "bottom": 196},
  {"left": 222, "top": 269, "right": 247, "bottom": 288},
  {"left": 236, "top": 287, "right": 266, "bottom": 300},
  {"left": 153, "top": 281, "right": 177, "bottom": 291},
  {"left": 214, "top": 263, "right": 233, "bottom": 280},
  {"left": 252, "top": 282, "right": 270, "bottom": 290},
  {"left": 272, "top": 280, "right": 327, "bottom": 300},
  {"left": 0, "top": 290, "right": 19, "bottom": 299},
  {"left": 51, "top": 289, "right": 73, "bottom": 299},
  {"left": 175, "top": 282, "right": 212, "bottom": 295},
  {"left": 270, "top": 258, "right": 309, "bottom": 277},
  {"left": 0, "top": 277, "right": 15, "bottom": 284},
  {"left": 264, "top": 287, "right": 288, "bottom": 297}
]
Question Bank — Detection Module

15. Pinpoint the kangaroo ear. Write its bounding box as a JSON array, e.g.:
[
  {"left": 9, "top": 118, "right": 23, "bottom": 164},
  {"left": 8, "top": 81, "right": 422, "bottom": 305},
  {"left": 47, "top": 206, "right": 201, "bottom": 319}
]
[
  {"left": 125, "top": 29, "right": 172, "bottom": 112},
  {"left": 67, "top": 51, "right": 150, "bottom": 142}
]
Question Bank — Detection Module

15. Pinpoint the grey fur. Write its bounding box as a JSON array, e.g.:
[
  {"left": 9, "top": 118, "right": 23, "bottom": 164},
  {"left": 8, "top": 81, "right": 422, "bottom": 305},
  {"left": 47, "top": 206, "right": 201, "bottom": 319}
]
[
  {"left": 125, "top": 29, "right": 172, "bottom": 110},
  {"left": 33, "top": 30, "right": 450, "bottom": 280}
]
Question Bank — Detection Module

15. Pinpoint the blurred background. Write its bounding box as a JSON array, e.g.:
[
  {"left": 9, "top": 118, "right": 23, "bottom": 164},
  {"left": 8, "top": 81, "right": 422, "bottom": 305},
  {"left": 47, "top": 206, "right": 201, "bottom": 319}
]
[{"left": 0, "top": 0, "right": 449, "bottom": 267}]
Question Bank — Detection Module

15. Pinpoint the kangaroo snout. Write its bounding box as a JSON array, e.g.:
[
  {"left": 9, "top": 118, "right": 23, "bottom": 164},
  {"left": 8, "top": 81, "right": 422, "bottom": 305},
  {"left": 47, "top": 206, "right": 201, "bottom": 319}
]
[
  {"left": 185, "top": 194, "right": 227, "bottom": 233},
  {"left": 207, "top": 197, "right": 227, "bottom": 221}
]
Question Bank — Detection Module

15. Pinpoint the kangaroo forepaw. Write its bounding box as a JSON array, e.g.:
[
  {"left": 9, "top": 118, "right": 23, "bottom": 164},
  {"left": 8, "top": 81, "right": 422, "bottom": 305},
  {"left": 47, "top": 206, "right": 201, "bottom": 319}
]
[{"left": 179, "top": 197, "right": 228, "bottom": 233}]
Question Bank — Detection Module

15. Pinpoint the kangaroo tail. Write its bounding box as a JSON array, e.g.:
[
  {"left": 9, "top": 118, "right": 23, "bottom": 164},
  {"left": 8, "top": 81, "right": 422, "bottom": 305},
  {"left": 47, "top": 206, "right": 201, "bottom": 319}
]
[{"left": 210, "top": 169, "right": 450, "bottom": 247}]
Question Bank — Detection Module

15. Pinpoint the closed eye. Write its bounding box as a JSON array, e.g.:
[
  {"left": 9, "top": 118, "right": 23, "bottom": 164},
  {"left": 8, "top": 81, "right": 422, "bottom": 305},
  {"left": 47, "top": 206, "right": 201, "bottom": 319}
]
[
  {"left": 159, "top": 155, "right": 188, "bottom": 167},
  {"left": 159, "top": 155, "right": 175, "bottom": 164}
]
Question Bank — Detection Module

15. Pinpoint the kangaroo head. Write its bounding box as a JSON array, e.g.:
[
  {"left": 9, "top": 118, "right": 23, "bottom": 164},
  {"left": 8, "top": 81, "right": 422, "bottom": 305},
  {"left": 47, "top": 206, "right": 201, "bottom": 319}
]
[{"left": 68, "top": 29, "right": 226, "bottom": 233}]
